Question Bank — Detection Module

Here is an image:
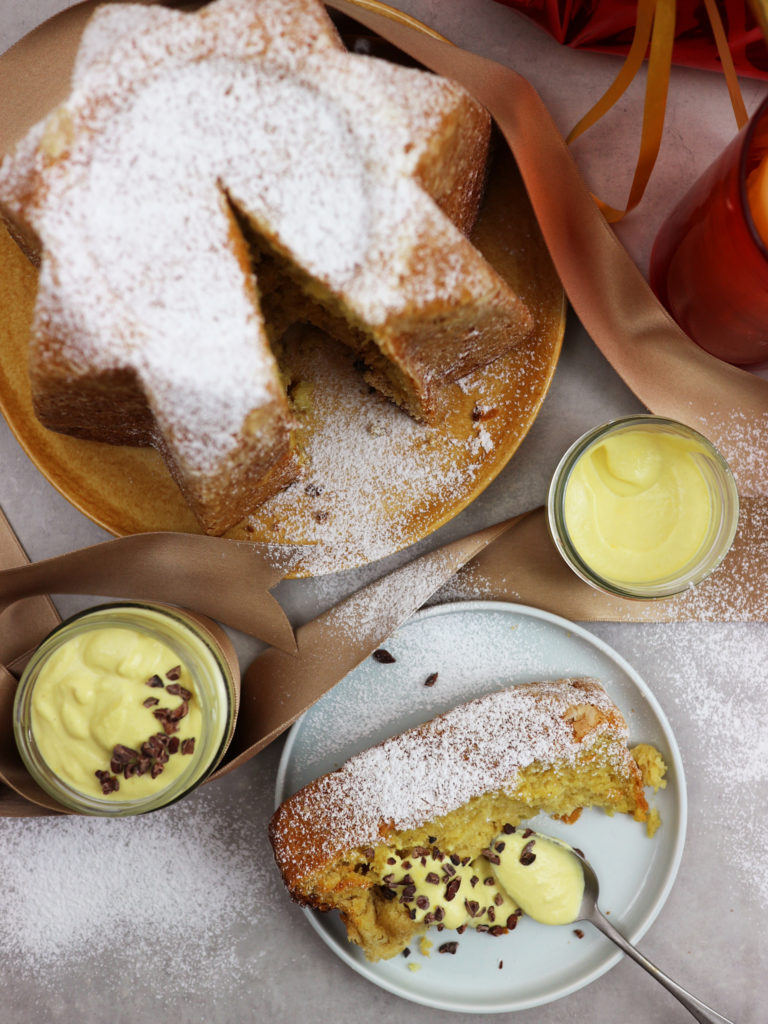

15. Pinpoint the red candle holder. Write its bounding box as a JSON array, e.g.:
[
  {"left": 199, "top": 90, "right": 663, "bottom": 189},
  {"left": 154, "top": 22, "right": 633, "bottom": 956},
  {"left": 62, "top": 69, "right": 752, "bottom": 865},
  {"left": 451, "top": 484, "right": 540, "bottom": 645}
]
[{"left": 650, "top": 95, "right": 768, "bottom": 366}]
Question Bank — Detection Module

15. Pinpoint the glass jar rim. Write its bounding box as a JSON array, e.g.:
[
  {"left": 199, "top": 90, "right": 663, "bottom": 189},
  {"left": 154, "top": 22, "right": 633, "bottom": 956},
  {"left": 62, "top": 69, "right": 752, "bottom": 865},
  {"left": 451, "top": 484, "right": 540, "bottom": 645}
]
[
  {"left": 13, "top": 602, "right": 236, "bottom": 816},
  {"left": 547, "top": 415, "right": 740, "bottom": 600}
]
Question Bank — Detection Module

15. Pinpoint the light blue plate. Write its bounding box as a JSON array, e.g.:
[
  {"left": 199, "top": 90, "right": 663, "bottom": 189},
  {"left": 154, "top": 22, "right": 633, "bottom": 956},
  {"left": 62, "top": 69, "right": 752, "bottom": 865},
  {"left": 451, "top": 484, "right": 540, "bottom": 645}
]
[{"left": 275, "top": 601, "right": 687, "bottom": 1014}]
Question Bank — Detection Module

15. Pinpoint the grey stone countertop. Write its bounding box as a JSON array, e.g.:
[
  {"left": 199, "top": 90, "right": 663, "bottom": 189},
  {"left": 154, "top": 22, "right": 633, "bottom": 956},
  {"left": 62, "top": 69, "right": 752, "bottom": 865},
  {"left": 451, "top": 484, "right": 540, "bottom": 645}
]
[{"left": 0, "top": 1, "right": 765, "bottom": 1022}]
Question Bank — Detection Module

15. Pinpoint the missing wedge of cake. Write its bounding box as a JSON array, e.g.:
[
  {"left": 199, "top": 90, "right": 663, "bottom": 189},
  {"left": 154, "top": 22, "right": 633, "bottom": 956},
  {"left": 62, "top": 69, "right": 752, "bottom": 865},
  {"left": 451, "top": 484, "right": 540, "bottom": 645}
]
[
  {"left": 269, "top": 677, "right": 666, "bottom": 961},
  {"left": 0, "top": 0, "right": 533, "bottom": 535}
]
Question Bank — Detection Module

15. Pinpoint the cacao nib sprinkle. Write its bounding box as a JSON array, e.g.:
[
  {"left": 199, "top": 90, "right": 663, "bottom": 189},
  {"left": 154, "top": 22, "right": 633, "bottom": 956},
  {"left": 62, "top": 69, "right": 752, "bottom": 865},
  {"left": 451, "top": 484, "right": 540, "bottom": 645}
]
[
  {"left": 433, "top": 907, "right": 445, "bottom": 923},
  {"left": 456, "top": 923, "right": 467, "bottom": 935},
  {"left": 409, "top": 908, "right": 417, "bottom": 920},
  {"left": 153, "top": 702, "right": 189, "bottom": 735},
  {"left": 165, "top": 665, "right": 182, "bottom": 680},
  {"left": 461, "top": 857, "right": 471, "bottom": 866},
  {"left": 507, "top": 914, "right": 519, "bottom": 929},
  {"left": 424, "top": 672, "right": 438, "bottom": 688},
  {"left": 167, "top": 736, "right": 180, "bottom": 755},
  {"left": 401, "top": 860, "right": 412, "bottom": 870},
  {"left": 181, "top": 738, "right": 195, "bottom": 755},
  {"left": 502, "top": 823, "right": 515, "bottom": 834},
  {"left": 428, "top": 836, "right": 437, "bottom": 844},
  {"left": 166, "top": 683, "right": 193, "bottom": 701},
  {"left": 95, "top": 770, "right": 119, "bottom": 794},
  {"left": 574, "top": 929, "right": 585, "bottom": 939},
  {"left": 110, "top": 744, "right": 139, "bottom": 768},
  {"left": 438, "top": 942, "right": 458, "bottom": 955},
  {"left": 498, "top": 961, "right": 504, "bottom": 970},
  {"left": 146, "top": 674, "right": 164, "bottom": 688},
  {"left": 402, "top": 947, "right": 411, "bottom": 958},
  {"left": 436, "top": 923, "right": 445, "bottom": 932},
  {"left": 415, "top": 895, "right": 430, "bottom": 911},
  {"left": 482, "top": 848, "right": 500, "bottom": 865},
  {"left": 494, "top": 893, "right": 504, "bottom": 907},
  {"left": 142, "top": 697, "right": 160, "bottom": 708},
  {"left": 464, "top": 899, "right": 480, "bottom": 918},
  {"left": 450, "top": 853, "right": 461, "bottom": 866},
  {"left": 444, "top": 878, "right": 461, "bottom": 901},
  {"left": 386, "top": 857, "right": 396, "bottom": 865},
  {"left": 372, "top": 649, "right": 396, "bottom": 663},
  {"left": 150, "top": 760, "right": 165, "bottom": 779},
  {"left": 470, "top": 875, "right": 479, "bottom": 888},
  {"left": 401, "top": 884, "right": 416, "bottom": 901},
  {"left": 522, "top": 828, "right": 535, "bottom": 839},
  {"left": 489, "top": 925, "right": 505, "bottom": 936},
  {"left": 483, "top": 877, "right": 495, "bottom": 886},
  {"left": 519, "top": 840, "right": 537, "bottom": 866},
  {"left": 142, "top": 735, "right": 164, "bottom": 758},
  {"left": 487, "top": 906, "right": 496, "bottom": 922},
  {"left": 495, "top": 841, "right": 506, "bottom": 853},
  {"left": 401, "top": 874, "right": 413, "bottom": 885},
  {"left": 425, "top": 872, "right": 440, "bottom": 885},
  {"left": 423, "top": 912, "right": 435, "bottom": 925},
  {"left": 412, "top": 846, "right": 430, "bottom": 857},
  {"left": 475, "top": 924, "right": 489, "bottom": 933},
  {"left": 168, "top": 701, "right": 189, "bottom": 722},
  {"left": 442, "top": 862, "right": 456, "bottom": 877},
  {"left": 382, "top": 873, "right": 395, "bottom": 884}
]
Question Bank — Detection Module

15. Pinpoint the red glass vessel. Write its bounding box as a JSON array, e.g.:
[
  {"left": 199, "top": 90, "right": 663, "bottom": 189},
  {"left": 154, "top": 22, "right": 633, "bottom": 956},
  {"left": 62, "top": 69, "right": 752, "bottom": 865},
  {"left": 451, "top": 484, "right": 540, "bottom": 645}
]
[{"left": 650, "top": 95, "right": 768, "bottom": 365}]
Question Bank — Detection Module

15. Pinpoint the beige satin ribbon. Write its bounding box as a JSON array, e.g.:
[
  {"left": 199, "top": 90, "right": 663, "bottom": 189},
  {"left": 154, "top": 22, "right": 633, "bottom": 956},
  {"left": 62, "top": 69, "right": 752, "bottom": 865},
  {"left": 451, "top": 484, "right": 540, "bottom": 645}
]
[{"left": 2, "top": 1, "right": 768, "bottom": 814}]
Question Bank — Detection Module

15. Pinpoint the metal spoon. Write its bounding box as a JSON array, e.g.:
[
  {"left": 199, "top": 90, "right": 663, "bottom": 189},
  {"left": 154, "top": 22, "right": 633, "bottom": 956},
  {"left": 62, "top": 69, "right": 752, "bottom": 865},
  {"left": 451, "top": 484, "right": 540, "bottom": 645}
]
[{"left": 574, "top": 850, "right": 734, "bottom": 1024}]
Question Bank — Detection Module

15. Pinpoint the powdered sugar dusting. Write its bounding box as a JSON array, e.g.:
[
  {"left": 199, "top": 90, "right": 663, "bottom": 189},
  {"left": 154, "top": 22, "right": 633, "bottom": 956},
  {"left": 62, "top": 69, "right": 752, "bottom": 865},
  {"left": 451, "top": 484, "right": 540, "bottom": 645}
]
[
  {"left": 594, "top": 620, "right": 768, "bottom": 910},
  {"left": 0, "top": 785, "right": 283, "bottom": 985},
  {"left": 0, "top": 0, "right": 517, "bottom": 496},
  {"left": 272, "top": 678, "right": 631, "bottom": 874},
  {"left": 244, "top": 320, "right": 557, "bottom": 575}
]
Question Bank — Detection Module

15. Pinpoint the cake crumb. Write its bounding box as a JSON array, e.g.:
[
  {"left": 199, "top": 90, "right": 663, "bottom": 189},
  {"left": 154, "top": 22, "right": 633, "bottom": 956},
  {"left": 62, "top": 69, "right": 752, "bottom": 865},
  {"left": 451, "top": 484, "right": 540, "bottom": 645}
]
[
  {"left": 631, "top": 743, "right": 668, "bottom": 792},
  {"left": 646, "top": 807, "right": 662, "bottom": 838}
]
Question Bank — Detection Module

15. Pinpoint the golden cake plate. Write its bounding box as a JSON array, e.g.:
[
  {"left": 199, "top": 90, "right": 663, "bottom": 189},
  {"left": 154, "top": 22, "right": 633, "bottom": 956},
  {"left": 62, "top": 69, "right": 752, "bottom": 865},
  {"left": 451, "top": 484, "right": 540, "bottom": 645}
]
[{"left": 0, "top": 0, "right": 565, "bottom": 578}]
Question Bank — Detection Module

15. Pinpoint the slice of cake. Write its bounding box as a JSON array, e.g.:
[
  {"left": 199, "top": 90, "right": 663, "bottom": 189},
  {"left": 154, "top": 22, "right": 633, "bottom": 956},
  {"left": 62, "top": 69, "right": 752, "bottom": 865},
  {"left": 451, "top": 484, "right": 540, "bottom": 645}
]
[
  {"left": 269, "top": 678, "right": 665, "bottom": 961},
  {"left": 0, "top": 0, "right": 533, "bottom": 534}
]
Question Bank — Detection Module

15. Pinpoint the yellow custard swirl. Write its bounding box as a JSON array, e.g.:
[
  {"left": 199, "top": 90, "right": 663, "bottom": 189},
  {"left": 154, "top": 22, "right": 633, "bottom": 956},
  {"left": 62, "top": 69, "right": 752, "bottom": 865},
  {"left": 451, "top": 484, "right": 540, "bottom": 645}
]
[
  {"left": 30, "top": 625, "right": 202, "bottom": 800},
  {"left": 385, "top": 827, "right": 584, "bottom": 933},
  {"left": 563, "top": 429, "right": 713, "bottom": 584},
  {"left": 490, "top": 829, "right": 584, "bottom": 925}
]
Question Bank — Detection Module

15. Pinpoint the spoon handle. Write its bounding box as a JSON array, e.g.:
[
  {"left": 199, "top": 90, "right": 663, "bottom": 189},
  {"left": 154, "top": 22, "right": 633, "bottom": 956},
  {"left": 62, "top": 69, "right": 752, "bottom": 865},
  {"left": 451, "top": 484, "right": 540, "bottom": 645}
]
[{"left": 588, "top": 907, "right": 735, "bottom": 1024}]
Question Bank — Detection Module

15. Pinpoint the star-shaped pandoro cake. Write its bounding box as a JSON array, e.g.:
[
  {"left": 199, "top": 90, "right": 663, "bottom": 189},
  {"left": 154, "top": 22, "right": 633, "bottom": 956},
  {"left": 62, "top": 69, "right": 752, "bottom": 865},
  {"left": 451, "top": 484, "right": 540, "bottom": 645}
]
[{"left": 0, "top": 0, "right": 533, "bottom": 535}]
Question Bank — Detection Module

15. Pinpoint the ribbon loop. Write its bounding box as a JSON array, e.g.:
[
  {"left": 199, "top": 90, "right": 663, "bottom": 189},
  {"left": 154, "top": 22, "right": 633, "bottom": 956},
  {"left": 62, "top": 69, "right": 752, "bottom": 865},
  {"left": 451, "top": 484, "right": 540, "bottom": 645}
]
[{"left": 567, "top": 0, "right": 748, "bottom": 221}]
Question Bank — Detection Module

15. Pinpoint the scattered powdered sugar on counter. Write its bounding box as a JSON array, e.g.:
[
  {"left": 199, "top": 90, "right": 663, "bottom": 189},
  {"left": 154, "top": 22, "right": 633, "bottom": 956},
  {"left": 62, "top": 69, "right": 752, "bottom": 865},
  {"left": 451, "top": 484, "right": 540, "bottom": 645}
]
[
  {"left": 0, "top": 786, "right": 281, "bottom": 985},
  {"left": 593, "top": 621, "right": 768, "bottom": 908}
]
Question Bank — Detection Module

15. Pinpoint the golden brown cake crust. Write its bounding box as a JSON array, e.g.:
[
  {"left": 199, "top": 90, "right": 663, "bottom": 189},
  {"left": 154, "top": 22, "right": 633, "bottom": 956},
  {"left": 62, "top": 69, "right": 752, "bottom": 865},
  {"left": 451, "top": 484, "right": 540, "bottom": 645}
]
[
  {"left": 270, "top": 678, "right": 649, "bottom": 906},
  {"left": 0, "top": 0, "right": 533, "bottom": 533}
]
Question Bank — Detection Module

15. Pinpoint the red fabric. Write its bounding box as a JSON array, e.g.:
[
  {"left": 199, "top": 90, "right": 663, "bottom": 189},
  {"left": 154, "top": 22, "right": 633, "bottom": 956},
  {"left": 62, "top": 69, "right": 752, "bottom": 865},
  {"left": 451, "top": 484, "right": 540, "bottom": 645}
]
[{"left": 494, "top": 0, "right": 768, "bottom": 79}]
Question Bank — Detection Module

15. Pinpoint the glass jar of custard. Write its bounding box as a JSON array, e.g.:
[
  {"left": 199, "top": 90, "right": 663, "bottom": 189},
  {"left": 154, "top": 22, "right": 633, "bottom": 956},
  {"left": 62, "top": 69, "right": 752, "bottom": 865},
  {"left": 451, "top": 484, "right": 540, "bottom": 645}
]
[
  {"left": 13, "top": 603, "right": 237, "bottom": 815},
  {"left": 547, "top": 416, "right": 739, "bottom": 599}
]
